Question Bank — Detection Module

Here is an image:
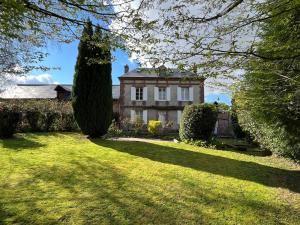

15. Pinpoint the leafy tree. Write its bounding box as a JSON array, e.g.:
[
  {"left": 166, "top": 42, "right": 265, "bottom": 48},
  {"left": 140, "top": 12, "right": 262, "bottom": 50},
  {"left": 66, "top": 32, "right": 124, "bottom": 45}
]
[
  {"left": 234, "top": 0, "right": 300, "bottom": 160},
  {"left": 113, "top": 0, "right": 300, "bottom": 80},
  {"left": 72, "top": 22, "right": 112, "bottom": 137},
  {"left": 0, "top": 0, "right": 142, "bottom": 79}
]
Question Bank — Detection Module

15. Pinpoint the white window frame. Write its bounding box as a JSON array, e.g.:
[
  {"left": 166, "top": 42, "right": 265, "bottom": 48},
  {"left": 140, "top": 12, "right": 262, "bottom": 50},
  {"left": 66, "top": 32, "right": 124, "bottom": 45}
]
[
  {"left": 181, "top": 87, "right": 190, "bottom": 101},
  {"left": 135, "top": 87, "right": 143, "bottom": 101},
  {"left": 135, "top": 110, "right": 143, "bottom": 120},
  {"left": 158, "top": 111, "right": 167, "bottom": 125},
  {"left": 177, "top": 110, "right": 182, "bottom": 125},
  {"left": 158, "top": 87, "right": 167, "bottom": 101}
]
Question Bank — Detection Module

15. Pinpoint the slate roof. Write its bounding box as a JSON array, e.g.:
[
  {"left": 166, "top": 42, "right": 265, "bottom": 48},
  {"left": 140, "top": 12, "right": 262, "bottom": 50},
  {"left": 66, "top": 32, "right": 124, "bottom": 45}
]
[
  {"left": 119, "top": 68, "right": 197, "bottom": 78},
  {"left": 0, "top": 84, "right": 58, "bottom": 99},
  {"left": 0, "top": 84, "right": 120, "bottom": 100}
]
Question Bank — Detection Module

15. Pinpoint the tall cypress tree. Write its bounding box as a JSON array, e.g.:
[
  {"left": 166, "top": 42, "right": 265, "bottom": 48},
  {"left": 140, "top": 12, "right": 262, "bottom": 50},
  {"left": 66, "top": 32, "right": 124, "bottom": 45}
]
[
  {"left": 72, "top": 20, "right": 93, "bottom": 135},
  {"left": 88, "top": 26, "right": 112, "bottom": 137},
  {"left": 72, "top": 22, "right": 112, "bottom": 137}
]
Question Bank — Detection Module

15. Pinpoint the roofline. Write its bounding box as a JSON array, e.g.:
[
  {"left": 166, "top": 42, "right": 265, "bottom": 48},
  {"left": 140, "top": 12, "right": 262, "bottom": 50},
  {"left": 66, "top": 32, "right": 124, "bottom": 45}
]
[
  {"left": 16, "top": 84, "right": 120, "bottom": 86},
  {"left": 118, "top": 76, "right": 205, "bottom": 81}
]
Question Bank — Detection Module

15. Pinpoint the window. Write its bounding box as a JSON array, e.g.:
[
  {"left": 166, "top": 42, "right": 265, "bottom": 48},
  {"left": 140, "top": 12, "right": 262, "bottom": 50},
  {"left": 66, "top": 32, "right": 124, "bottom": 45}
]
[
  {"left": 181, "top": 87, "right": 189, "bottom": 101},
  {"left": 158, "top": 111, "right": 166, "bottom": 125},
  {"left": 136, "top": 87, "right": 143, "bottom": 101},
  {"left": 135, "top": 110, "right": 143, "bottom": 120},
  {"left": 177, "top": 110, "right": 182, "bottom": 124},
  {"left": 158, "top": 87, "right": 167, "bottom": 100}
]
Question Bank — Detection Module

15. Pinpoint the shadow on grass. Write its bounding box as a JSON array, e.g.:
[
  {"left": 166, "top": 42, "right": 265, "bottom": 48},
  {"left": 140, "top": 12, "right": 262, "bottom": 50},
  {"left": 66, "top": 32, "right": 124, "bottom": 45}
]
[
  {"left": 0, "top": 135, "right": 46, "bottom": 151},
  {"left": 92, "top": 140, "right": 300, "bottom": 194},
  {"left": 1, "top": 156, "right": 299, "bottom": 224}
]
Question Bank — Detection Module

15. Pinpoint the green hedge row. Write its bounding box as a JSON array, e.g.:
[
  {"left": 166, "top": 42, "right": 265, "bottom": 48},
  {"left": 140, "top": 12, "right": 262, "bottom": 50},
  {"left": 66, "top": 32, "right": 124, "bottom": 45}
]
[{"left": 0, "top": 100, "right": 78, "bottom": 138}]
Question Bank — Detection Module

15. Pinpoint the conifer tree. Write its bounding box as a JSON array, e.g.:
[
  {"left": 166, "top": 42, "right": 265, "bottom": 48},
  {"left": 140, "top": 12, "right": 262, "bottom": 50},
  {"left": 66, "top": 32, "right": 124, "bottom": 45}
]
[
  {"left": 72, "top": 22, "right": 112, "bottom": 137},
  {"left": 88, "top": 26, "right": 113, "bottom": 137},
  {"left": 72, "top": 20, "right": 93, "bottom": 136}
]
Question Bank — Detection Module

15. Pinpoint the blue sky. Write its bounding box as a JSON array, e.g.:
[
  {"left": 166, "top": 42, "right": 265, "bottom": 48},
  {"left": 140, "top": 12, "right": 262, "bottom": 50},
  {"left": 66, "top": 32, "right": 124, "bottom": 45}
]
[{"left": 30, "top": 41, "right": 231, "bottom": 105}]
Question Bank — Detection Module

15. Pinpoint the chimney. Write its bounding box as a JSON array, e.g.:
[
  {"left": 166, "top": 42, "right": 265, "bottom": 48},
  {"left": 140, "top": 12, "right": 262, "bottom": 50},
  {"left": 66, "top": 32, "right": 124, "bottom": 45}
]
[{"left": 124, "top": 64, "right": 129, "bottom": 73}]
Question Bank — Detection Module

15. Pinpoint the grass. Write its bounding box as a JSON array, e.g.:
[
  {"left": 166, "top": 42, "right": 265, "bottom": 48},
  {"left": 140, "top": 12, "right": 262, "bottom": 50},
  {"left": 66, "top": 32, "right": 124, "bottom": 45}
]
[{"left": 0, "top": 133, "right": 299, "bottom": 225}]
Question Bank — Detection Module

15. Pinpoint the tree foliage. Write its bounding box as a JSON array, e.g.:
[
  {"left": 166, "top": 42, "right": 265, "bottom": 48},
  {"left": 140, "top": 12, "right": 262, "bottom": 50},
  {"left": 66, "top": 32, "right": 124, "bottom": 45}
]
[
  {"left": 72, "top": 21, "right": 112, "bottom": 138},
  {"left": 112, "top": 0, "right": 300, "bottom": 80},
  {"left": 0, "top": 0, "right": 142, "bottom": 78},
  {"left": 234, "top": 0, "right": 300, "bottom": 160}
]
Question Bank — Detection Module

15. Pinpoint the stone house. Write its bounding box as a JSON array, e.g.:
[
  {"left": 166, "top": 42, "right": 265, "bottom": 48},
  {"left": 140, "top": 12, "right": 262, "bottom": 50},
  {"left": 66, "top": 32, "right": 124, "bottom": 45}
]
[
  {"left": 119, "top": 65, "right": 205, "bottom": 129},
  {"left": 0, "top": 67, "right": 234, "bottom": 135}
]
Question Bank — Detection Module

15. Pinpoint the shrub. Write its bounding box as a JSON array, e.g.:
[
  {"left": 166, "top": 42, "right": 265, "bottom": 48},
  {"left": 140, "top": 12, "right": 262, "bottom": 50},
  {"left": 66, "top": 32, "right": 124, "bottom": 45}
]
[
  {"left": 231, "top": 113, "right": 247, "bottom": 139},
  {"left": 132, "top": 117, "right": 144, "bottom": 134},
  {"left": 179, "top": 103, "right": 218, "bottom": 141},
  {"left": 0, "top": 100, "right": 78, "bottom": 133},
  {"left": 0, "top": 107, "right": 21, "bottom": 138},
  {"left": 26, "top": 110, "right": 42, "bottom": 131},
  {"left": 107, "top": 119, "right": 123, "bottom": 137},
  {"left": 148, "top": 120, "right": 162, "bottom": 135},
  {"left": 60, "top": 113, "right": 79, "bottom": 131},
  {"left": 120, "top": 117, "right": 131, "bottom": 131}
]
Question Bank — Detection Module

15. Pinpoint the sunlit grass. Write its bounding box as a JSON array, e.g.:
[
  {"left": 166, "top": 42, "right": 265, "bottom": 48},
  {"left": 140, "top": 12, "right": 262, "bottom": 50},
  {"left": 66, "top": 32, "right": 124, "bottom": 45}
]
[{"left": 0, "top": 133, "right": 299, "bottom": 225}]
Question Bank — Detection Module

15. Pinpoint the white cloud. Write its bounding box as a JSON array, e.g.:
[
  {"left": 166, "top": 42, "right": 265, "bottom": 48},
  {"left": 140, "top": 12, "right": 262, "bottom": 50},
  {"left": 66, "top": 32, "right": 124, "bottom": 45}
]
[
  {"left": 13, "top": 73, "right": 59, "bottom": 84},
  {"left": 0, "top": 73, "right": 59, "bottom": 91}
]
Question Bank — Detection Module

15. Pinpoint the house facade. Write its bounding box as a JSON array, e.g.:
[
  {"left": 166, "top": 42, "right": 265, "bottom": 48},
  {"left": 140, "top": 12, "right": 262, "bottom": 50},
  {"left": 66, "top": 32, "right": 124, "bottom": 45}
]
[
  {"left": 119, "top": 65, "right": 205, "bottom": 128},
  {"left": 0, "top": 65, "right": 206, "bottom": 130}
]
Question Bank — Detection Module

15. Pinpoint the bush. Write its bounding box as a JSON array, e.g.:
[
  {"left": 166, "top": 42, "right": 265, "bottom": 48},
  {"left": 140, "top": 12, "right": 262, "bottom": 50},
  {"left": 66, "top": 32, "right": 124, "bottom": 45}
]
[
  {"left": 179, "top": 103, "right": 218, "bottom": 141},
  {"left": 148, "top": 120, "right": 162, "bottom": 135},
  {"left": 107, "top": 119, "right": 123, "bottom": 137},
  {"left": 26, "top": 110, "right": 42, "bottom": 131},
  {"left": 0, "top": 100, "right": 78, "bottom": 133},
  {"left": 0, "top": 107, "right": 21, "bottom": 138},
  {"left": 132, "top": 117, "right": 144, "bottom": 134},
  {"left": 231, "top": 113, "right": 247, "bottom": 139},
  {"left": 60, "top": 113, "right": 79, "bottom": 131}
]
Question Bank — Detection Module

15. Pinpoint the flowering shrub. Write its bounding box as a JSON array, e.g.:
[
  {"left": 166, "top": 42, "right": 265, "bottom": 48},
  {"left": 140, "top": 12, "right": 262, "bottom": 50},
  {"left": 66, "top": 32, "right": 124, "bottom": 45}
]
[{"left": 148, "top": 120, "right": 162, "bottom": 135}]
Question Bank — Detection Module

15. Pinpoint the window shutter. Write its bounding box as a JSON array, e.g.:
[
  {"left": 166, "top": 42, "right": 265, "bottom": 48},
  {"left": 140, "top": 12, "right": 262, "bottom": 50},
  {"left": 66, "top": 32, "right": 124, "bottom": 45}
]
[
  {"left": 167, "top": 87, "right": 171, "bottom": 101},
  {"left": 143, "top": 87, "right": 148, "bottom": 101},
  {"left": 130, "top": 110, "right": 136, "bottom": 122},
  {"left": 154, "top": 87, "right": 158, "bottom": 101},
  {"left": 143, "top": 110, "right": 147, "bottom": 124},
  {"left": 131, "top": 87, "right": 136, "bottom": 101},
  {"left": 177, "top": 87, "right": 181, "bottom": 101},
  {"left": 189, "top": 87, "right": 194, "bottom": 101},
  {"left": 177, "top": 110, "right": 182, "bottom": 124}
]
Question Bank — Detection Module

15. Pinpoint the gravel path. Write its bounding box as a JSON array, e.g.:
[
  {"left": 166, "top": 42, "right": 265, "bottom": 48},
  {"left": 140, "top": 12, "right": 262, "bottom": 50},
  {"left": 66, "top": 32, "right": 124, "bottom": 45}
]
[{"left": 108, "top": 137, "right": 177, "bottom": 143}]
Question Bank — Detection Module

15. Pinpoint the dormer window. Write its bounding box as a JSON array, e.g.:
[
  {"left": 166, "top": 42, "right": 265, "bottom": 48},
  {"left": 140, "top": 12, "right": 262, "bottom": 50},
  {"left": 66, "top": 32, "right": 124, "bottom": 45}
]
[
  {"left": 136, "top": 87, "right": 143, "bottom": 100},
  {"left": 158, "top": 65, "right": 167, "bottom": 76}
]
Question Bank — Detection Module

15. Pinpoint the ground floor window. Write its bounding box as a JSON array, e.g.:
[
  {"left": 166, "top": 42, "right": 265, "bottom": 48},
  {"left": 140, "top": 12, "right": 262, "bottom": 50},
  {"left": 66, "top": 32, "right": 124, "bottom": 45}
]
[
  {"left": 158, "top": 111, "right": 167, "bottom": 125},
  {"left": 135, "top": 110, "right": 143, "bottom": 120},
  {"left": 130, "top": 109, "right": 147, "bottom": 124}
]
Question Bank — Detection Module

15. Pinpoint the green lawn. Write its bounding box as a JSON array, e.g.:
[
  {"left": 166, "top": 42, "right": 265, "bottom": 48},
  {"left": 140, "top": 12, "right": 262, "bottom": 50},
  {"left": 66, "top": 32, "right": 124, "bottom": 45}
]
[{"left": 0, "top": 133, "right": 299, "bottom": 225}]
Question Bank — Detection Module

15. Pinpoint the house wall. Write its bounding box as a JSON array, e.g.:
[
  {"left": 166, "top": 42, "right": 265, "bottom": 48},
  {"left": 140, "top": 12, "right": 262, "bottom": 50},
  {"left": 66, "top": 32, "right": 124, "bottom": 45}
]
[
  {"left": 113, "top": 100, "right": 120, "bottom": 113},
  {"left": 119, "top": 78, "right": 204, "bottom": 129}
]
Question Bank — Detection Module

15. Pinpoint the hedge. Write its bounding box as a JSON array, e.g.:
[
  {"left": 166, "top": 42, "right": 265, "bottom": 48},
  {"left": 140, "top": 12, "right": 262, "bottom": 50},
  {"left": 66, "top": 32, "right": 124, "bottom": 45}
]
[
  {"left": 179, "top": 103, "right": 218, "bottom": 141},
  {"left": 0, "top": 100, "right": 78, "bottom": 134},
  {"left": 0, "top": 106, "right": 21, "bottom": 138}
]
